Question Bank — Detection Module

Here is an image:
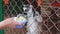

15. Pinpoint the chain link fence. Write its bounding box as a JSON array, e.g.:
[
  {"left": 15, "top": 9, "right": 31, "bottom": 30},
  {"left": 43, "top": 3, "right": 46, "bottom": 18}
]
[{"left": 2, "top": 0, "right": 60, "bottom": 34}]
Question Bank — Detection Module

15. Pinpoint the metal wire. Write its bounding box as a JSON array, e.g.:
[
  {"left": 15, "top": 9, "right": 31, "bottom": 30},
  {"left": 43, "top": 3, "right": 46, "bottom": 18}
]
[{"left": 3, "top": 0, "right": 60, "bottom": 34}]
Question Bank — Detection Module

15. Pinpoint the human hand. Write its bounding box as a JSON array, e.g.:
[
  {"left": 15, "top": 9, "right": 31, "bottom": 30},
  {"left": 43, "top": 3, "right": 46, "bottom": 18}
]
[{"left": 0, "top": 18, "right": 20, "bottom": 29}]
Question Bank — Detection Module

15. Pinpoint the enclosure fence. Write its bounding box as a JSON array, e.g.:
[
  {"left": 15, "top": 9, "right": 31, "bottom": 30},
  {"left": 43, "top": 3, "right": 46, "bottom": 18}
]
[{"left": 3, "top": 0, "right": 60, "bottom": 34}]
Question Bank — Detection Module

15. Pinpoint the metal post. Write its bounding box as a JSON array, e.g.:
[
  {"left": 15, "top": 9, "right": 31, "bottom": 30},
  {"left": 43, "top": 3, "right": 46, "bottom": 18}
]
[{"left": 0, "top": 0, "right": 4, "bottom": 34}]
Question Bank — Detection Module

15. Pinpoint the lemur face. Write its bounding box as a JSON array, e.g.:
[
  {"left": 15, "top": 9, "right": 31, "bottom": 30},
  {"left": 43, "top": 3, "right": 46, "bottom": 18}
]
[{"left": 23, "top": 5, "right": 30, "bottom": 13}]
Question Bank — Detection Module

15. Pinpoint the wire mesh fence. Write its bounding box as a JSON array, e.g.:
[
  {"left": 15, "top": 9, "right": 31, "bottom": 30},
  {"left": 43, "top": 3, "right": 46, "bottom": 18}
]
[{"left": 2, "top": 0, "right": 60, "bottom": 34}]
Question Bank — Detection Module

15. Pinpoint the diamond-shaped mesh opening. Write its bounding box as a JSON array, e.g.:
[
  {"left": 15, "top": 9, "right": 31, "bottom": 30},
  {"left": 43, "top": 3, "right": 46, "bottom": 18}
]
[
  {"left": 2, "top": 0, "right": 60, "bottom": 34},
  {"left": 50, "top": 26, "right": 59, "bottom": 34},
  {"left": 56, "top": 21, "right": 60, "bottom": 30},
  {"left": 44, "top": 19, "right": 53, "bottom": 28}
]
